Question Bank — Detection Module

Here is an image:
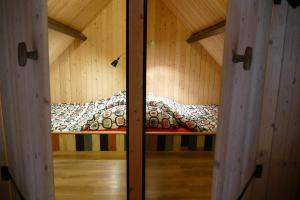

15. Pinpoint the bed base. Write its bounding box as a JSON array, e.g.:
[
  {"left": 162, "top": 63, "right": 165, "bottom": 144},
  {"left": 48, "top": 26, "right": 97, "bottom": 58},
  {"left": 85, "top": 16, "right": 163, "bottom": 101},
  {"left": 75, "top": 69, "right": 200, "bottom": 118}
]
[{"left": 51, "top": 131, "right": 216, "bottom": 152}]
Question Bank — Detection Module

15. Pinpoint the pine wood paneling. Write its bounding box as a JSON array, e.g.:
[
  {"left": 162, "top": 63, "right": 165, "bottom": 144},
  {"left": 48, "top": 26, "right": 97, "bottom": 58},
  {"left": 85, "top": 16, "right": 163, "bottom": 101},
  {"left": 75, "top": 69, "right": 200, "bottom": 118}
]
[
  {"left": 50, "top": 0, "right": 126, "bottom": 103},
  {"left": 48, "top": 0, "right": 112, "bottom": 30},
  {"left": 0, "top": 0, "right": 54, "bottom": 198},
  {"left": 254, "top": 4, "right": 300, "bottom": 199},
  {"left": 50, "top": 0, "right": 221, "bottom": 105},
  {"left": 162, "top": 0, "right": 227, "bottom": 65},
  {"left": 48, "top": 0, "right": 112, "bottom": 63},
  {"left": 212, "top": 0, "right": 274, "bottom": 199},
  {"left": 147, "top": 0, "right": 221, "bottom": 105},
  {"left": 253, "top": 2, "right": 289, "bottom": 198},
  {"left": 48, "top": 29, "right": 74, "bottom": 64},
  {"left": 266, "top": 6, "right": 300, "bottom": 198}
]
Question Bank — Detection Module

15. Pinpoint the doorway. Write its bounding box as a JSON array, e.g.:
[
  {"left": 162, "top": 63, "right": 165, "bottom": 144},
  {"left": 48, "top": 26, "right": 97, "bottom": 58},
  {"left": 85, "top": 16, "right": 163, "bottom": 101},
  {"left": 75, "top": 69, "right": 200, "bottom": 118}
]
[
  {"left": 48, "top": 0, "right": 127, "bottom": 199},
  {"left": 144, "top": 0, "right": 225, "bottom": 199},
  {"left": 1, "top": 0, "right": 299, "bottom": 199}
]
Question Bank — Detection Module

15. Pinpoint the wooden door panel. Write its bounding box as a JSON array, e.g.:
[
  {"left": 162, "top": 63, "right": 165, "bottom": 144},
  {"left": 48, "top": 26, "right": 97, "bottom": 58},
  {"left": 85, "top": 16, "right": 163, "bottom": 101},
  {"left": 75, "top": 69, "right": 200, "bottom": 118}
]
[
  {"left": 254, "top": 3, "right": 300, "bottom": 199},
  {"left": 0, "top": 0, "right": 54, "bottom": 199},
  {"left": 212, "top": 0, "right": 274, "bottom": 199}
]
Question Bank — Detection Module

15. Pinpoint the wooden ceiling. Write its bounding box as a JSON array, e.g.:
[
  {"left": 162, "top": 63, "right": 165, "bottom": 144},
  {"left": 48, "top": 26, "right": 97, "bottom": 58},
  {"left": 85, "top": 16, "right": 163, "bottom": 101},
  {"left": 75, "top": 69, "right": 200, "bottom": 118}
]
[
  {"left": 48, "top": 0, "right": 227, "bottom": 66},
  {"left": 162, "top": 0, "right": 228, "bottom": 65},
  {"left": 48, "top": 0, "right": 111, "bottom": 64}
]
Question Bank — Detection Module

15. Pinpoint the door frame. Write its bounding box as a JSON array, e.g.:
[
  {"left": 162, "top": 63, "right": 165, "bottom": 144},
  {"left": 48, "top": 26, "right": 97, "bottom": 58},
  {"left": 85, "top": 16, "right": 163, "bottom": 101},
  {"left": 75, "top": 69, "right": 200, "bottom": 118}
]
[{"left": 126, "top": 0, "right": 147, "bottom": 199}]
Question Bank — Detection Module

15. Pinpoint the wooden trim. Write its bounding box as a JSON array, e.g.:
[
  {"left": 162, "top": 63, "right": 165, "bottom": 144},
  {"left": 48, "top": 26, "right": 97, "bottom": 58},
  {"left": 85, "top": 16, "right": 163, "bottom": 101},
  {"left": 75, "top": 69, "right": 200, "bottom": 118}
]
[
  {"left": 48, "top": 17, "right": 87, "bottom": 41},
  {"left": 186, "top": 20, "right": 226, "bottom": 43},
  {"left": 51, "top": 131, "right": 216, "bottom": 135},
  {"left": 127, "top": 0, "right": 146, "bottom": 199},
  {"left": 53, "top": 151, "right": 126, "bottom": 160},
  {"left": 52, "top": 131, "right": 127, "bottom": 135},
  {"left": 146, "top": 131, "right": 215, "bottom": 135}
]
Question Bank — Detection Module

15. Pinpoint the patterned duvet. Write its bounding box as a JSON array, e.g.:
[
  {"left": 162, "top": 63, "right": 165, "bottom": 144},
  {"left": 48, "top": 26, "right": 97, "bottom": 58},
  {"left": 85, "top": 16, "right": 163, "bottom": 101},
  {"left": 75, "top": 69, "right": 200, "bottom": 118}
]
[{"left": 51, "top": 91, "right": 218, "bottom": 132}]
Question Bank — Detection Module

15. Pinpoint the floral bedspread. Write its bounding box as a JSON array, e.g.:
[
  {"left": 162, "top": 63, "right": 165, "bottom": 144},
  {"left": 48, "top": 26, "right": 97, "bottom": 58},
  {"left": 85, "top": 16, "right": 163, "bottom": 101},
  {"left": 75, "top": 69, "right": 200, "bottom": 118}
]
[{"left": 51, "top": 91, "right": 218, "bottom": 132}]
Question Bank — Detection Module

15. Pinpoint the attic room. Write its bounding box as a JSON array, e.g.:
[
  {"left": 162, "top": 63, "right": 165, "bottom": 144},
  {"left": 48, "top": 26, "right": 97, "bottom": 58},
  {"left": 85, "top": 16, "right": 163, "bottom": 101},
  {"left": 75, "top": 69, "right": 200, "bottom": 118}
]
[
  {"left": 48, "top": 0, "right": 224, "bottom": 199},
  {"left": 0, "top": 0, "right": 300, "bottom": 200}
]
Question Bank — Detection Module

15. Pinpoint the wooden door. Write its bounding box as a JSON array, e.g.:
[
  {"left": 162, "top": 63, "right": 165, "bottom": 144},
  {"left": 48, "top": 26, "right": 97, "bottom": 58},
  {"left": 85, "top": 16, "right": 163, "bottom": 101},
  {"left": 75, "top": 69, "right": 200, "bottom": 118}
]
[
  {"left": 253, "top": 2, "right": 300, "bottom": 199},
  {"left": 0, "top": 0, "right": 54, "bottom": 199},
  {"left": 212, "top": 0, "right": 274, "bottom": 199}
]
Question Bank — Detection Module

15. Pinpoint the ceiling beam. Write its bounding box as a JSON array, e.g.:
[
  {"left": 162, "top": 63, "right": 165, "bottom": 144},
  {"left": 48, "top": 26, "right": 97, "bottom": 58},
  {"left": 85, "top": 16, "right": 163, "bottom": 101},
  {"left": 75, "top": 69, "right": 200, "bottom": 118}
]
[
  {"left": 48, "top": 17, "right": 87, "bottom": 41},
  {"left": 187, "top": 20, "right": 226, "bottom": 43}
]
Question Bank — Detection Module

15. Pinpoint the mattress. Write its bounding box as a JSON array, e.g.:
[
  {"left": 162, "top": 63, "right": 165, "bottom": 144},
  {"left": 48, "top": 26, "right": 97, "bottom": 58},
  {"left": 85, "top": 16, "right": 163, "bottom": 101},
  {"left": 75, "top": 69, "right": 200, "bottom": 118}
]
[{"left": 51, "top": 91, "right": 218, "bottom": 133}]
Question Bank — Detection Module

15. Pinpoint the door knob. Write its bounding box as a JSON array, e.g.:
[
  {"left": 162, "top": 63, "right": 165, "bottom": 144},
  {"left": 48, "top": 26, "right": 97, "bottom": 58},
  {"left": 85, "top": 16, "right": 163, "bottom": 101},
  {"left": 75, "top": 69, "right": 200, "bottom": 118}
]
[
  {"left": 18, "top": 42, "right": 38, "bottom": 67},
  {"left": 232, "top": 46, "right": 252, "bottom": 70}
]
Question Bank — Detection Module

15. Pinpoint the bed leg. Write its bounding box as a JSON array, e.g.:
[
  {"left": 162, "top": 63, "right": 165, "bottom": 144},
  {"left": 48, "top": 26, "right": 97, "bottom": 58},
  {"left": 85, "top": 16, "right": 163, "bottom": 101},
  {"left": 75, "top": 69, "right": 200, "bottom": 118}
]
[{"left": 204, "top": 135, "right": 213, "bottom": 151}]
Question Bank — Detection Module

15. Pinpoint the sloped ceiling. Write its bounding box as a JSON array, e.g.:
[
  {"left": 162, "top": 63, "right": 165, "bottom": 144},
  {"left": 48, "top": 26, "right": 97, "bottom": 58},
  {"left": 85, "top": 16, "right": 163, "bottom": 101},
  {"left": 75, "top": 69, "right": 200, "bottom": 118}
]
[
  {"left": 162, "top": 0, "right": 227, "bottom": 65},
  {"left": 48, "top": 0, "right": 227, "bottom": 66},
  {"left": 48, "top": 0, "right": 111, "bottom": 64}
]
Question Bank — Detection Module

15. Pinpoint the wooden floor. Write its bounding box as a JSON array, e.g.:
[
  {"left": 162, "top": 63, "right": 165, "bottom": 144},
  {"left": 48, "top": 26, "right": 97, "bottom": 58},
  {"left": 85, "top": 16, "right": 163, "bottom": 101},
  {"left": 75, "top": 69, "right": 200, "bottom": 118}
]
[{"left": 53, "top": 151, "right": 214, "bottom": 200}]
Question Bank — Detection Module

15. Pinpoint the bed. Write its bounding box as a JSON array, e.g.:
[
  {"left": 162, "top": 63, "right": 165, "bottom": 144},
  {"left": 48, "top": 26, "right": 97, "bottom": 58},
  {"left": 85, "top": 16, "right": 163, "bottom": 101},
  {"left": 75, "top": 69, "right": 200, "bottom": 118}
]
[{"left": 51, "top": 91, "right": 218, "bottom": 151}]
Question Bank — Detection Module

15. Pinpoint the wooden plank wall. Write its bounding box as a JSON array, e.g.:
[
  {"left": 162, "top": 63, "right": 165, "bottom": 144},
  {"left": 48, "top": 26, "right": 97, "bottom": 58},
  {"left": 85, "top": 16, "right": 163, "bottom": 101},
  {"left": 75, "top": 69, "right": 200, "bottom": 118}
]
[
  {"left": 48, "top": 0, "right": 112, "bottom": 64},
  {"left": 161, "top": 0, "right": 227, "bottom": 66},
  {"left": 50, "top": 0, "right": 126, "bottom": 103},
  {"left": 50, "top": 0, "right": 221, "bottom": 105},
  {"left": 253, "top": 3, "right": 300, "bottom": 199},
  {"left": 147, "top": 0, "right": 221, "bottom": 105}
]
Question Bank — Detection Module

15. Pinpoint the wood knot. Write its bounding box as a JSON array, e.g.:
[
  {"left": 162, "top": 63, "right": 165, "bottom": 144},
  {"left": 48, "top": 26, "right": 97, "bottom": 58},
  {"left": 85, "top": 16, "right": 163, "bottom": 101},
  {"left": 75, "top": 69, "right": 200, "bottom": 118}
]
[
  {"left": 44, "top": 97, "right": 49, "bottom": 104},
  {"left": 269, "top": 40, "right": 273, "bottom": 45},
  {"left": 214, "top": 161, "right": 220, "bottom": 168},
  {"left": 271, "top": 123, "right": 277, "bottom": 132}
]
